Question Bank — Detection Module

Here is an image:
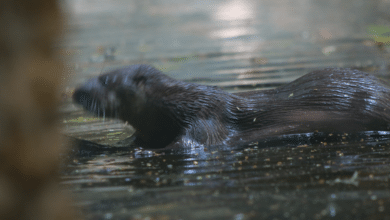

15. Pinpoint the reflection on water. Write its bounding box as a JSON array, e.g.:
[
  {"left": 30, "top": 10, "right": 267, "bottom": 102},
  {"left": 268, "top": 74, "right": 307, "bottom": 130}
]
[
  {"left": 62, "top": 0, "right": 390, "bottom": 219},
  {"left": 214, "top": 0, "right": 254, "bottom": 22},
  {"left": 63, "top": 131, "right": 390, "bottom": 219},
  {"left": 211, "top": 0, "right": 255, "bottom": 39}
]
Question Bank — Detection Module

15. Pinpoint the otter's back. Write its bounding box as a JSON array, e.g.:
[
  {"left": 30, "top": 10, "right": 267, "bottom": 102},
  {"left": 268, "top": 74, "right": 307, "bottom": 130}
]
[{"left": 232, "top": 68, "right": 390, "bottom": 141}]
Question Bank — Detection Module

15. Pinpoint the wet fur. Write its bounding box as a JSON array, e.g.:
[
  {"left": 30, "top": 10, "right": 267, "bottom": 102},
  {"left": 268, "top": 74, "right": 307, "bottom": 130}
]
[{"left": 73, "top": 65, "right": 390, "bottom": 149}]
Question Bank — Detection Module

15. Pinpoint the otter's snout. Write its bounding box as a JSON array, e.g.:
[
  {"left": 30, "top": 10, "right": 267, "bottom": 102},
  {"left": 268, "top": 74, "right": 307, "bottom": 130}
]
[
  {"left": 73, "top": 76, "right": 121, "bottom": 118},
  {"left": 73, "top": 77, "right": 102, "bottom": 111},
  {"left": 73, "top": 89, "right": 94, "bottom": 109}
]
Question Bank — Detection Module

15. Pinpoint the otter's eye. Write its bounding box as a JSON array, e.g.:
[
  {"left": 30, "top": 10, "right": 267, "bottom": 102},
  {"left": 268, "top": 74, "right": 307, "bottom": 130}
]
[
  {"left": 133, "top": 75, "right": 147, "bottom": 85},
  {"left": 99, "top": 75, "right": 110, "bottom": 86}
]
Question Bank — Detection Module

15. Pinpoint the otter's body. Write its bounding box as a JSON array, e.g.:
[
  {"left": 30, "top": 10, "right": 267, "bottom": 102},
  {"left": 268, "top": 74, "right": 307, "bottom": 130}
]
[{"left": 73, "top": 65, "right": 390, "bottom": 149}]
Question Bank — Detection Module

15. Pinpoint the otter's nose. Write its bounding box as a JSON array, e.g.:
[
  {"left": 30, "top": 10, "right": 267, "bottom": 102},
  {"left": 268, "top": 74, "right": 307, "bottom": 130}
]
[
  {"left": 73, "top": 77, "right": 101, "bottom": 109},
  {"left": 73, "top": 89, "right": 94, "bottom": 109}
]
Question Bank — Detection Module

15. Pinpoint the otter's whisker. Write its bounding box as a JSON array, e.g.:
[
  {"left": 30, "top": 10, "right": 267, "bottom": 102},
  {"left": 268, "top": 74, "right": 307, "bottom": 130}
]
[
  {"left": 94, "top": 100, "right": 98, "bottom": 113},
  {"left": 91, "top": 99, "right": 95, "bottom": 112}
]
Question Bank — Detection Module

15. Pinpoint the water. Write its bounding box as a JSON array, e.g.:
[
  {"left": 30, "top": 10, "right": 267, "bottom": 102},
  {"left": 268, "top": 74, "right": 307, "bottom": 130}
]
[
  {"left": 62, "top": 131, "right": 390, "bottom": 219},
  {"left": 60, "top": 0, "right": 390, "bottom": 219}
]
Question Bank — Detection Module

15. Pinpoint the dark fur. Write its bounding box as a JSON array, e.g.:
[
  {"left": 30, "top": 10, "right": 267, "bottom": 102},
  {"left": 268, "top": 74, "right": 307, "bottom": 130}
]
[{"left": 73, "top": 65, "right": 390, "bottom": 149}]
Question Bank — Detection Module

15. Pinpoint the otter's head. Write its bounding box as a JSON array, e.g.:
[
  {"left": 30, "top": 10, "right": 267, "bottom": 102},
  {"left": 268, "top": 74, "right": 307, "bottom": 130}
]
[
  {"left": 73, "top": 65, "right": 171, "bottom": 123},
  {"left": 73, "top": 64, "right": 193, "bottom": 148}
]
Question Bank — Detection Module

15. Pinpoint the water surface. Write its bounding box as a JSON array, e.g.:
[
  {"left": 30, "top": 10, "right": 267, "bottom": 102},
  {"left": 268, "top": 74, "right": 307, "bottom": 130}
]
[{"left": 61, "top": 0, "right": 390, "bottom": 219}]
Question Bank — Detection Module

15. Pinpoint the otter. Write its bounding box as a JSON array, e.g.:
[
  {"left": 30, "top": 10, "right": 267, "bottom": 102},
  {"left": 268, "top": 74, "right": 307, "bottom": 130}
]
[{"left": 73, "top": 65, "right": 390, "bottom": 149}]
